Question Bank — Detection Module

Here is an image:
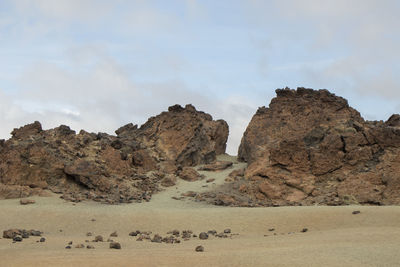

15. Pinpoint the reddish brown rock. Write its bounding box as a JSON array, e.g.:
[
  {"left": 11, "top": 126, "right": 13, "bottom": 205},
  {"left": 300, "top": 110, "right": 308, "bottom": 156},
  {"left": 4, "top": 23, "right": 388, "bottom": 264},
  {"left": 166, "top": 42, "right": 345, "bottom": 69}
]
[
  {"left": 199, "top": 161, "right": 233, "bottom": 171},
  {"left": 235, "top": 87, "right": 400, "bottom": 206},
  {"left": 0, "top": 105, "right": 228, "bottom": 203},
  {"left": 20, "top": 199, "right": 36, "bottom": 205},
  {"left": 178, "top": 167, "right": 204, "bottom": 182}
]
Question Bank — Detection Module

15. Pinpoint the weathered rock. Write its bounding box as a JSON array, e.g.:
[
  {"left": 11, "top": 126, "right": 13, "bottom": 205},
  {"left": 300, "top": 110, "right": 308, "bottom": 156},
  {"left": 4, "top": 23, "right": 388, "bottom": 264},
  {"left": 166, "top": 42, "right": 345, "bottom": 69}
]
[
  {"left": 0, "top": 105, "right": 228, "bottom": 203},
  {"left": 234, "top": 87, "right": 400, "bottom": 206},
  {"left": 199, "top": 232, "right": 208, "bottom": 240},
  {"left": 110, "top": 231, "right": 118, "bottom": 237},
  {"left": 199, "top": 161, "right": 233, "bottom": 171},
  {"left": 195, "top": 245, "right": 204, "bottom": 252},
  {"left": 20, "top": 199, "right": 36, "bottom": 205},
  {"left": 40, "top": 237, "right": 46, "bottom": 242},
  {"left": 178, "top": 167, "right": 204, "bottom": 182},
  {"left": 94, "top": 235, "right": 103, "bottom": 242},
  {"left": 109, "top": 242, "right": 121, "bottom": 249},
  {"left": 3, "top": 229, "right": 20, "bottom": 239}
]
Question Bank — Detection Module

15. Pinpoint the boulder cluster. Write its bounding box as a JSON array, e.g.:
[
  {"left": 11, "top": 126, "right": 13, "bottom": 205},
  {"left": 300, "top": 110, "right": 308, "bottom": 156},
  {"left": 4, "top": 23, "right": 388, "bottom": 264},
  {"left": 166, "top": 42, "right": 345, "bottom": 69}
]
[{"left": 0, "top": 104, "right": 228, "bottom": 203}]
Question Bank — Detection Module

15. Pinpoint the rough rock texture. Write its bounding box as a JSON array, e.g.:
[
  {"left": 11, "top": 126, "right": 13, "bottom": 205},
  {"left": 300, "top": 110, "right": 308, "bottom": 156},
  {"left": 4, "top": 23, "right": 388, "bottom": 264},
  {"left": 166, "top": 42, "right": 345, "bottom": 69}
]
[
  {"left": 0, "top": 105, "right": 228, "bottom": 203},
  {"left": 234, "top": 87, "right": 400, "bottom": 206}
]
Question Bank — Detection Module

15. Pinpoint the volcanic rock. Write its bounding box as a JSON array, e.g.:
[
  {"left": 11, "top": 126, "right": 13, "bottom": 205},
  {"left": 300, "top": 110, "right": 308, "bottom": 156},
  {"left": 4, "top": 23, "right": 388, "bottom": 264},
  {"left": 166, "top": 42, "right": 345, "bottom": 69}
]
[
  {"left": 110, "top": 242, "right": 121, "bottom": 249},
  {"left": 199, "top": 232, "right": 208, "bottom": 240},
  {"left": 20, "top": 199, "right": 36, "bottom": 205},
  {"left": 195, "top": 245, "right": 204, "bottom": 252},
  {"left": 0, "top": 105, "right": 228, "bottom": 203},
  {"left": 199, "top": 161, "right": 233, "bottom": 171},
  {"left": 236, "top": 87, "right": 400, "bottom": 206},
  {"left": 178, "top": 167, "right": 204, "bottom": 182}
]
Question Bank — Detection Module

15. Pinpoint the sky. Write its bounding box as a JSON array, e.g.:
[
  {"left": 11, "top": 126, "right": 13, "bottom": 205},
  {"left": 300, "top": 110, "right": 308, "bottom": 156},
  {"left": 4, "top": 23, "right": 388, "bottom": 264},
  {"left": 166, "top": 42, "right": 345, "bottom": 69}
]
[{"left": 1, "top": 0, "right": 400, "bottom": 155}]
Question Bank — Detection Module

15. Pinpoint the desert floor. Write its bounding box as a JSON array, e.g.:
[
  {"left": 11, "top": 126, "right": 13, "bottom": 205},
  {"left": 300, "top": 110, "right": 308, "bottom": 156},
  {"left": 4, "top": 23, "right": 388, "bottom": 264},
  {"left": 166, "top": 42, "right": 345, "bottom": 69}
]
[{"left": 1, "top": 156, "right": 400, "bottom": 267}]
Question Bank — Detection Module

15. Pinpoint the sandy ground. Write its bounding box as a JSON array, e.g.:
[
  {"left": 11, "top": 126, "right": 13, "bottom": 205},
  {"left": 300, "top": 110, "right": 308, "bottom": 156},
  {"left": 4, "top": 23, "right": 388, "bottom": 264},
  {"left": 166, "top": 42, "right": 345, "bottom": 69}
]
[{"left": 1, "top": 156, "right": 400, "bottom": 267}]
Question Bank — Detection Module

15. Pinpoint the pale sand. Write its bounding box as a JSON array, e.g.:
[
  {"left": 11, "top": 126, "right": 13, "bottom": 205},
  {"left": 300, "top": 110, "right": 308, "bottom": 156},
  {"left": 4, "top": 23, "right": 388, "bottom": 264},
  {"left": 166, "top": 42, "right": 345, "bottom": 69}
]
[{"left": 1, "top": 156, "right": 400, "bottom": 266}]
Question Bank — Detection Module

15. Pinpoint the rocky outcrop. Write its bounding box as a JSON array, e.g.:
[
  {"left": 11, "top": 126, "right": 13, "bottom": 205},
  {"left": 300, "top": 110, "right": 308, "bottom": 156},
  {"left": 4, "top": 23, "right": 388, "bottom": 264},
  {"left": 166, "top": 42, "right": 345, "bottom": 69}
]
[
  {"left": 235, "top": 87, "right": 400, "bottom": 206},
  {"left": 0, "top": 105, "right": 228, "bottom": 203}
]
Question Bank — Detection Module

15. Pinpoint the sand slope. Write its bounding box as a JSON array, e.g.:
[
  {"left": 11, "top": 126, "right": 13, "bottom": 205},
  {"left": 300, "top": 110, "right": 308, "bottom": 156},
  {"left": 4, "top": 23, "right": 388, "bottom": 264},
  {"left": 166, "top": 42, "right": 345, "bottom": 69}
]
[{"left": 1, "top": 156, "right": 400, "bottom": 266}]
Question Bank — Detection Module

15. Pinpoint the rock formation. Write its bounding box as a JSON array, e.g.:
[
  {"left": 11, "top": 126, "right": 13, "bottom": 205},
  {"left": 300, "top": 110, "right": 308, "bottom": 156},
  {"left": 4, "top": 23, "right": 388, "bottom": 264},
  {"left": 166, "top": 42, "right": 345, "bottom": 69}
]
[
  {"left": 234, "top": 87, "right": 400, "bottom": 206},
  {"left": 0, "top": 104, "right": 228, "bottom": 203}
]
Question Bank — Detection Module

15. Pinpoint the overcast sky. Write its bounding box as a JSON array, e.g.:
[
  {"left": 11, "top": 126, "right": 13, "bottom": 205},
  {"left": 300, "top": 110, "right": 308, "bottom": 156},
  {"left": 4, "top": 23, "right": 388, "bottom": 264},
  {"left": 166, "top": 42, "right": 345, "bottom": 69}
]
[{"left": 1, "top": 0, "right": 400, "bottom": 154}]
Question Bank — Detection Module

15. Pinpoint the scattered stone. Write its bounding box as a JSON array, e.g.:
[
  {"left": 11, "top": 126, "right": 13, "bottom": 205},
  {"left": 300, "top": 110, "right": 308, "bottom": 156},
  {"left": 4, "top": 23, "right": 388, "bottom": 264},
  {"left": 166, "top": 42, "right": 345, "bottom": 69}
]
[
  {"left": 172, "top": 230, "right": 180, "bottom": 236},
  {"left": 21, "top": 231, "right": 29, "bottom": 239},
  {"left": 206, "top": 178, "right": 215, "bottom": 183},
  {"left": 68, "top": 241, "right": 73, "bottom": 245},
  {"left": 110, "top": 231, "right": 118, "bottom": 237},
  {"left": 65, "top": 246, "right": 71, "bottom": 249},
  {"left": 199, "top": 161, "right": 233, "bottom": 171},
  {"left": 29, "top": 230, "right": 42, "bottom": 236},
  {"left": 216, "top": 233, "right": 228, "bottom": 238},
  {"left": 86, "top": 232, "right": 93, "bottom": 237},
  {"left": 207, "top": 230, "right": 217, "bottom": 235},
  {"left": 39, "top": 237, "right": 45, "bottom": 242},
  {"left": 151, "top": 234, "right": 162, "bottom": 243},
  {"left": 86, "top": 245, "right": 95, "bottom": 249},
  {"left": 301, "top": 228, "right": 308, "bottom": 233},
  {"left": 3, "top": 229, "right": 20, "bottom": 239},
  {"left": 224, "top": 229, "right": 231, "bottom": 234},
  {"left": 91, "top": 218, "right": 96, "bottom": 222},
  {"left": 199, "top": 232, "right": 208, "bottom": 240},
  {"left": 352, "top": 210, "right": 361, "bottom": 215},
  {"left": 13, "top": 236, "right": 23, "bottom": 242},
  {"left": 182, "top": 191, "right": 197, "bottom": 197},
  {"left": 75, "top": 244, "right": 84, "bottom": 248},
  {"left": 107, "top": 238, "right": 114, "bottom": 242},
  {"left": 110, "top": 242, "right": 121, "bottom": 249},
  {"left": 179, "top": 167, "right": 204, "bottom": 182},
  {"left": 195, "top": 245, "right": 204, "bottom": 252},
  {"left": 268, "top": 228, "right": 275, "bottom": 232},
  {"left": 94, "top": 235, "right": 103, "bottom": 242},
  {"left": 20, "top": 199, "right": 36, "bottom": 205},
  {"left": 182, "top": 230, "right": 192, "bottom": 239}
]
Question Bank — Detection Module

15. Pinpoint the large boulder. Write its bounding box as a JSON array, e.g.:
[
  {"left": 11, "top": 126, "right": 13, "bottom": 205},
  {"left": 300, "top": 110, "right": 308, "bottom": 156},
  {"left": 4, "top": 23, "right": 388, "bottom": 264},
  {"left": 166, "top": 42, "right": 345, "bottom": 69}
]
[{"left": 236, "top": 87, "right": 400, "bottom": 206}]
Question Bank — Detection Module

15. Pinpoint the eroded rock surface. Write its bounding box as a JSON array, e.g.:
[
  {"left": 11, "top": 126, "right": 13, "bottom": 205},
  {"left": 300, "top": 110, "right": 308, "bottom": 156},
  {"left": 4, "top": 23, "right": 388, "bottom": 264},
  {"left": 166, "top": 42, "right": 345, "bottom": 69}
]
[
  {"left": 0, "top": 105, "right": 228, "bottom": 203},
  {"left": 234, "top": 87, "right": 400, "bottom": 206}
]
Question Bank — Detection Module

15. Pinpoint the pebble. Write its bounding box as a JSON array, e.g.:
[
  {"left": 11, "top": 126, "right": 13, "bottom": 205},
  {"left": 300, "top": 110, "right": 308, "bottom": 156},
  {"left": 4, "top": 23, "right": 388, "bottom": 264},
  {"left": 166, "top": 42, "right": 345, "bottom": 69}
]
[
  {"left": 301, "top": 228, "right": 308, "bottom": 233},
  {"left": 110, "top": 231, "right": 118, "bottom": 237},
  {"left": 110, "top": 242, "right": 121, "bottom": 249},
  {"left": 94, "top": 235, "right": 103, "bottom": 242},
  {"left": 40, "top": 237, "right": 46, "bottom": 242},
  {"left": 13, "top": 236, "right": 22, "bottom": 242},
  {"left": 65, "top": 246, "right": 71, "bottom": 249},
  {"left": 224, "top": 229, "right": 231, "bottom": 234},
  {"left": 86, "top": 245, "right": 95, "bottom": 249},
  {"left": 195, "top": 245, "right": 204, "bottom": 252},
  {"left": 352, "top": 210, "right": 361, "bottom": 215},
  {"left": 199, "top": 232, "right": 208, "bottom": 240}
]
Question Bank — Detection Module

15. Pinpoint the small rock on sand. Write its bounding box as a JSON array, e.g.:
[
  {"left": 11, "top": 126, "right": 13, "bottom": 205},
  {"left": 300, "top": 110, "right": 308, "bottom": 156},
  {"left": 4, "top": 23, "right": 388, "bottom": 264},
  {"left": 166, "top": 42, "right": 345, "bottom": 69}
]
[
  {"left": 94, "top": 235, "right": 103, "bottom": 242},
  {"left": 86, "top": 245, "right": 95, "bottom": 249},
  {"left": 40, "top": 237, "right": 45, "bottom": 242},
  {"left": 20, "top": 199, "right": 36, "bottom": 205},
  {"left": 110, "top": 231, "right": 118, "bottom": 237},
  {"left": 352, "top": 210, "right": 361, "bottom": 215},
  {"left": 75, "top": 244, "right": 84, "bottom": 248},
  {"left": 224, "top": 229, "right": 231, "bottom": 234},
  {"left": 199, "top": 232, "right": 208, "bottom": 240},
  {"left": 301, "top": 228, "right": 308, "bottom": 233},
  {"left": 110, "top": 242, "right": 121, "bottom": 249},
  {"left": 195, "top": 245, "right": 204, "bottom": 252}
]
